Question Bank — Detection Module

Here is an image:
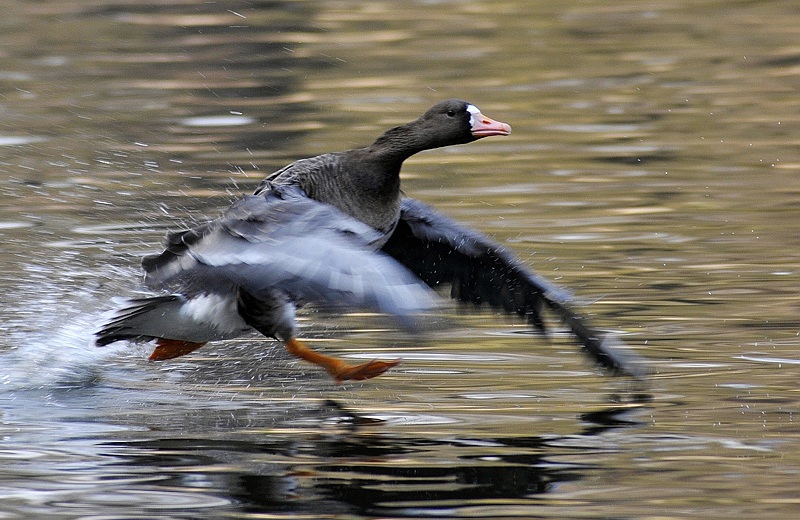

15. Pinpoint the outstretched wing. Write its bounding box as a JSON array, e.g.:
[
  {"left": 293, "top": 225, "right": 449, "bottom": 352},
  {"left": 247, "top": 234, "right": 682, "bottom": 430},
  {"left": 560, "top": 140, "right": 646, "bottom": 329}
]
[
  {"left": 381, "top": 197, "right": 644, "bottom": 378},
  {"left": 142, "top": 187, "right": 437, "bottom": 328}
]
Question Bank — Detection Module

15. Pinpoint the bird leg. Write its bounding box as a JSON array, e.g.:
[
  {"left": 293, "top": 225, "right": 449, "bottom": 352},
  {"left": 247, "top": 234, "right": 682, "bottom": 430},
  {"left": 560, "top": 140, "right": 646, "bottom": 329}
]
[
  {"left": 284, "top": 338, "right": 400, "bottom": 383},
  {"left": 149, "top": 339, "right": 207, "bottom": 361}
]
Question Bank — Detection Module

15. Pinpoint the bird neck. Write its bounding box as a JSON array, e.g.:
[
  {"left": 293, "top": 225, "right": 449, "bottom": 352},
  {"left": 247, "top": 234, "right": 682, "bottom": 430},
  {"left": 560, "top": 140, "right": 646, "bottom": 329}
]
[{"left": 367, "top": 121, "right": 442, "bottom": 164}]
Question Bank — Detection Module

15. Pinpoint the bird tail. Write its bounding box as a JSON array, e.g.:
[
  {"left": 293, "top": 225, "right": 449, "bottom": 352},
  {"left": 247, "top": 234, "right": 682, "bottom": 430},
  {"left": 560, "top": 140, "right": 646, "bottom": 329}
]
[{"left": 95, "top": 295, "right": 189, "bottom": 346}]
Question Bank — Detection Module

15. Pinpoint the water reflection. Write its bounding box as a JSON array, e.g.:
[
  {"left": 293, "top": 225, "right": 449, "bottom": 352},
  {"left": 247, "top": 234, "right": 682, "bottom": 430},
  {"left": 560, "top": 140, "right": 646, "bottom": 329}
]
[{"left": 98, "top": 401, "right": 641, "bottom": 518}]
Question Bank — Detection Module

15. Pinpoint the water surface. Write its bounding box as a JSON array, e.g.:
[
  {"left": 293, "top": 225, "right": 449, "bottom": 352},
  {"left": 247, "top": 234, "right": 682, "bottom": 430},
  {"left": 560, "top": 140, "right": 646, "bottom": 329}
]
[{"left": 2, "top": 1, "right": 799, "bottom": 518}]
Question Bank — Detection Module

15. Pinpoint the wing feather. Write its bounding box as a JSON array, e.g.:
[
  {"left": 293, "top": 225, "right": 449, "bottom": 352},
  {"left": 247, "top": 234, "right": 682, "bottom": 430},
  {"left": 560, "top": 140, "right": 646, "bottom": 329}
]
[
  {"left": 142, "top": 187, "right": 437, "bottom": 329},
  {"left": 381, "top": 197, "right": 645, "bottom": 378}
]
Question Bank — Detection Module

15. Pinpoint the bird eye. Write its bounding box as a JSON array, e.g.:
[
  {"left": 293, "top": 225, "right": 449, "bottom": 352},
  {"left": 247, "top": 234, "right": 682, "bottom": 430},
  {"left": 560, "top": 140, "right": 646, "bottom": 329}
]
[{"left": 446, "top": 109, "right": 456, "bottom": 117}]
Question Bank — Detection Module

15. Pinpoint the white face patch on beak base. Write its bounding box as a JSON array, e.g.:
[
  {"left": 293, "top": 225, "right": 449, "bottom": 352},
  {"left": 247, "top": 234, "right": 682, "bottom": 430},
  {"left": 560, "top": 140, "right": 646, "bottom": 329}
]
[
  {"left": 467, "top": 104, "right": 512, "bottom": 138},
  {"left": 466, "top": 104, "right": 482, "bottom": 129}
]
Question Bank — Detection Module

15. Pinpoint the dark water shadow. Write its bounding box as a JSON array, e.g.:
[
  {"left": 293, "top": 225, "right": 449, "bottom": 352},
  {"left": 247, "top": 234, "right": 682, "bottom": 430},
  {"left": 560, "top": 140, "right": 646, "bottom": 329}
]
[{"left": 98, "top": 399, "right": 646, "bottom": 518}]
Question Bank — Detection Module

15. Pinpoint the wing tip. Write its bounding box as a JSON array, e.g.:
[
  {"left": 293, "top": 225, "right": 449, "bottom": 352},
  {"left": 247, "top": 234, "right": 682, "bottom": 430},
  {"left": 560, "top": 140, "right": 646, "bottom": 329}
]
[{"left": 593, "top": 333, "right": 650, "bottom": 381}]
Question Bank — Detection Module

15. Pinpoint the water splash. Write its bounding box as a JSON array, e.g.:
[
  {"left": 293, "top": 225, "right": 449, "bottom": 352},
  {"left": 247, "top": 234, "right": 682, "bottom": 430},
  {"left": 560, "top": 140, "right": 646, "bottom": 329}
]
[
  {"left": 1, "top": 313, "right": 126, "bottom": 391},
  {"left": 0, "top": 263, "right": 131, "bottom": 391}
]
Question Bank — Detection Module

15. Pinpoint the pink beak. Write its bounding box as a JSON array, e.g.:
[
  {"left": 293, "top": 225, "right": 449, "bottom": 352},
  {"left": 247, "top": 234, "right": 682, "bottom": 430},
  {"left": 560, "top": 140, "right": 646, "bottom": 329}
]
[{"left": 470, "top": 111, "right": 512, "bottom": 138}]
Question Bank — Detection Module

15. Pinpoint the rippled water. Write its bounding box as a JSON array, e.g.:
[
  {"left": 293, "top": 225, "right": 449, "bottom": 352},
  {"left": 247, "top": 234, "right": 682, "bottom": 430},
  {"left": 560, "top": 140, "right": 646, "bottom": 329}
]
[{"left": 2, "top": 1, "right": 800, "bottom": 518}]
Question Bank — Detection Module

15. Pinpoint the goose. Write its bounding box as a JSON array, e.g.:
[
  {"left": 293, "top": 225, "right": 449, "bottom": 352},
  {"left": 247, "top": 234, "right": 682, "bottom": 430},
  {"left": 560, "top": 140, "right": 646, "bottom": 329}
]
[{"left": 96, "top": 99, "right": 641, "bottom": 382}]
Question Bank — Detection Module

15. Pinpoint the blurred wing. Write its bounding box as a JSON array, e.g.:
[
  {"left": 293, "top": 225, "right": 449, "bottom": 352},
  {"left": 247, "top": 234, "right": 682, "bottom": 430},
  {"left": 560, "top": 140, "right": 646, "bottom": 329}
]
[
  {"left": 142, "top": 188, "right": 437, "bottom": 328},
  {"left": 381, "top": 197, "right": 645, "bottom": 377}
]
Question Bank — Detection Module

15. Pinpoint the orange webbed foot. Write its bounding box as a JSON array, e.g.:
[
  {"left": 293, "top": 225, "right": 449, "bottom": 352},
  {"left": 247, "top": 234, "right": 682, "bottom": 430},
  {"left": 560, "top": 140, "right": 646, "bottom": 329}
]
[
  {"left": 284, "top": 338, "right": 400, "bottom": 383},
  {"left": 331, "top": 358, "right": 401, "bottom": 383},
  {"left": 149, "top": 339, "right": 207, "bottom": 361}
]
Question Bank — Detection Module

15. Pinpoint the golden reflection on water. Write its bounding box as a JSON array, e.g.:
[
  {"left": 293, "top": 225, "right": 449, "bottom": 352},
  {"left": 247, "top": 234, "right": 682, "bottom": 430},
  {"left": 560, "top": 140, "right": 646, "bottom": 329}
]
[{"left": 1, "top": 0, "right": 800, "bottom": 518}]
